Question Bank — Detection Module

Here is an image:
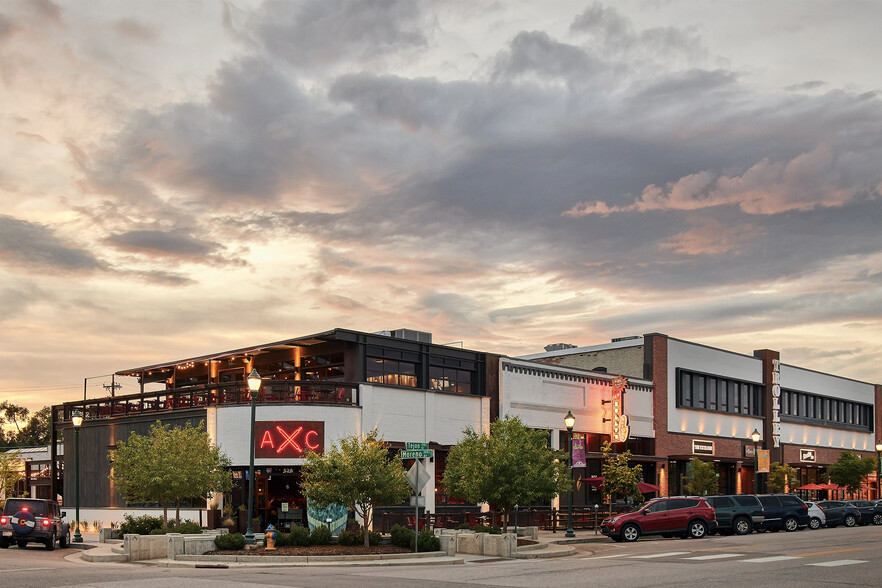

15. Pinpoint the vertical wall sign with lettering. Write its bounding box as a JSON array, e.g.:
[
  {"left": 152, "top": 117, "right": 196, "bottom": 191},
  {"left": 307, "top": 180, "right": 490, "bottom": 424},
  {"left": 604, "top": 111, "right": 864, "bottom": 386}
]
[
  {"left": 611, "top": 375, "right": 630, "bottom": 442},
  {"left": 771, "top": 359, "right": 781, "bottom": 448},
  {"left": 254, "top": 421, "right": 325, "bottom": 458}
]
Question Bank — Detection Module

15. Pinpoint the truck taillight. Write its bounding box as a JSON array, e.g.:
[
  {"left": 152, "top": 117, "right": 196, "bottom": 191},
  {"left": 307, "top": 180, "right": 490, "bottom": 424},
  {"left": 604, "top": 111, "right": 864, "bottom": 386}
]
[
  {"left": 42, "top": 518, "right": 51, "bottom": 526},
  {"left": 0, "top": 517, "right": 7, "bottom": 524}
]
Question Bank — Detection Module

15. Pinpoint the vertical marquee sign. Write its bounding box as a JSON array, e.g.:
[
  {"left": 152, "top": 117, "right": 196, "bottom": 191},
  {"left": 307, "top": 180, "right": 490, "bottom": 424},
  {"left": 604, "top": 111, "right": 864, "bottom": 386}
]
[
  {"left": 771, "top": 359, "right": 781, "bottom": 448},
  {"left": 254, "top": 421, "right": 324, "bottom": 458},
  {"left": 611, "top": 375, "right": 630, "bottom": 442}
]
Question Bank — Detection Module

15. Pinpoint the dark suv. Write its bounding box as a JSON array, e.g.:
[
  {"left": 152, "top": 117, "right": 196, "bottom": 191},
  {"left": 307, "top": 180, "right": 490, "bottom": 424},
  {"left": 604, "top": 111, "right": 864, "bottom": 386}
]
[
  {"left": 846, "top": 500, "right": 882, "bottom": 526},
  {"left": 0, "top": 498, "right": 70, "bottom": 550},
  {"left": 601, "top": 497, "right": 716, "bottom": 542},
  {"left": 705, "top": 494, "right": 764, "bottom": 535},
  {"left": 816, "top": 500, "right": 861, "bottom": 527},
  {"left": 756, "top": 494, "right": 810, "bottom": 531}
]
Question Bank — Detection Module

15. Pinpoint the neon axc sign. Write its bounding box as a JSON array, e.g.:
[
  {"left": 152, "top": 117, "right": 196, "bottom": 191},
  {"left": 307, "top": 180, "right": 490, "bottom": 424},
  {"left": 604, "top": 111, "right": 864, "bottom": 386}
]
[{"left": 254, "top": 421, "right": 324, "bottom": 458}]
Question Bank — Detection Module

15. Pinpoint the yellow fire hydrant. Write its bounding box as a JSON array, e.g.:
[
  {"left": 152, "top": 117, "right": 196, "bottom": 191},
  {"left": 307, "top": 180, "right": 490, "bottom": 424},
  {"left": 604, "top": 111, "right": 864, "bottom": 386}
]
[{"left": 265, "top": 524, "right": 277, "bottom": 550}]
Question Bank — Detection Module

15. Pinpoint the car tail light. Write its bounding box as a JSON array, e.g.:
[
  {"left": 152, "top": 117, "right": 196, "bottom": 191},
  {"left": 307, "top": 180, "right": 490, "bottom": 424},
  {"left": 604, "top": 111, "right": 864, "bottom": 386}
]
[
  {"left": 42, "top": 518, "right": 51, "bottom": 527},
  {"left": 21, "top": 506, "right": 29, "bottom": 512},
  {"left": 0, "top": 517, "right": 7, "bottom": 524},
  {"left": 802, "top": 504, "right": 808, "bottom": 510},
  {"left": 816, "top": 505, "right": 823, "bottom": 510}
]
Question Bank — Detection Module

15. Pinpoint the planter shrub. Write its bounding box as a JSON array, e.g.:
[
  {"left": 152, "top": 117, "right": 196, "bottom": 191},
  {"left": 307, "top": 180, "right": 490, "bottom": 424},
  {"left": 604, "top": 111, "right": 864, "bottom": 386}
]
[
  {"left": 368, "top": 530, "right": 381, "bottom": 546},
  {"left": 417, "top": 529, "right": 440, "bottom": 552},
  {"left": 310, "top": 525, "right": 332, "bottom": 545},
  {"left": 390, "top": 524, "right": 415, "bottom": 549},
  {"left": 337, "top": 530, "right": 359, "bottom": 546},
  {"left": 214, "top": 533, "right": 246, "bottom": 550},
  {"left": 119, "top": 514, "right": 164, "bottom": 536},
  {"left": 289, "top": 526, "right": 310, "bottom": 546}
]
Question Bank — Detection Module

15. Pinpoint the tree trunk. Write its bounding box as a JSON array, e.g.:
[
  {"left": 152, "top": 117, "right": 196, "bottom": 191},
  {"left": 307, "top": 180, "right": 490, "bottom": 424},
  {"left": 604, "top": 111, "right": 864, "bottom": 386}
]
[
  {"left": 175, "top": 503, "right": 181, "bottom": 525},
  {"left": 162, "top": 503, "right": 169, "bottom": 527}
]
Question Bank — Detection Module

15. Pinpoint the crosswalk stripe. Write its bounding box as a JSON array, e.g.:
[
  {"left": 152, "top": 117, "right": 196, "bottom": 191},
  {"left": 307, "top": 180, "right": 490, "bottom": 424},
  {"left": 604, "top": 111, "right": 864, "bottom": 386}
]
[
  {"left": 807, "top": 560, "right": 868, "bottom": 567},
  {"left": 629, "top": 552, "right": 691, "bottom": 559},
  {"left": 741, "top": 556, "right": 800, "bottom": 563},
  {"left": 683, "top": 553, "right": 744, "bottom": 560}
]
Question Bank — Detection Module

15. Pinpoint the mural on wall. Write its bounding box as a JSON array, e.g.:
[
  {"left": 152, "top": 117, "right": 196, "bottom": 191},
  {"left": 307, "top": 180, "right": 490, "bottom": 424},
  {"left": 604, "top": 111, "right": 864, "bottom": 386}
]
[{"left": 306, "top": 499, "right": 348, "bottom": 535}]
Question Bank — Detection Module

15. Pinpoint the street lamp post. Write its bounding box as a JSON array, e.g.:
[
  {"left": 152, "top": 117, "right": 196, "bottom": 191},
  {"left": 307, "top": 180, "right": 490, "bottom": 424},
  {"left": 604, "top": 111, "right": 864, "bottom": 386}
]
[
  {"left": 875, "top": 440, "right": 882, "bottom": 500},
  {"left": 72, "top": 410, "right": 83, "bottom": 543},
  {"left": 244, "top": 369, "right": 262, "bottom": 545},
  {"left": 564, "top": 410, "right": 576, "bottom": 538},
  {"left": 751, "top": 429, "right": 761, "bottom": 494}
]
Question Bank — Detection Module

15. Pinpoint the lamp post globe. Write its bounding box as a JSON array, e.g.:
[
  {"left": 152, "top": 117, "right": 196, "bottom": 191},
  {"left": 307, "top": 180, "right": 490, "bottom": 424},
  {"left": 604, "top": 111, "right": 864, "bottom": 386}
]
[
  {"left": 244, "top": 369, "right": 262, "bottom": 545},
  {"left": 565, "top": 410, "right": 576, "bottom": 538},
  {"left": 71, "top": 410, "right": 84, "bottom": 543},
  {"left": 875, "top": 440, "right": 882, "bottom": 500},
  {"left": 750, "top": 429, "right": 761, "bottom": 494}
]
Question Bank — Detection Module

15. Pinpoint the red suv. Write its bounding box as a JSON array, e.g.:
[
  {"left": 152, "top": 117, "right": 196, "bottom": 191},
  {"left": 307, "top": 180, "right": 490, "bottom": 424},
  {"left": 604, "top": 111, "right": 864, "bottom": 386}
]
[{"left": 601, "top": 497, "right": 716, "bottom": 542}]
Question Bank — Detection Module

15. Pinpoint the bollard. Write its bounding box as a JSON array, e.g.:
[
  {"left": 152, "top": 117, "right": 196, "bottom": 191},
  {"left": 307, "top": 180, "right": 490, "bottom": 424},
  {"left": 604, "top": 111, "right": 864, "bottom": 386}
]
[
  {"left": 265, "top": 524, "right": 277, "bottom": 550},
  {"left": 594, "top": 504, "right": 599, "bottom": 535}
]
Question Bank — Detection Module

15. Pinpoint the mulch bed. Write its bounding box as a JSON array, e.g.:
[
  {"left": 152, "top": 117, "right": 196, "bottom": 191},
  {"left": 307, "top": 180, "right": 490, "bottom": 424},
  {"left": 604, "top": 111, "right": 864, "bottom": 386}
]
[{"left": 207, "top": 544, "right": 413, "bottom": 556}]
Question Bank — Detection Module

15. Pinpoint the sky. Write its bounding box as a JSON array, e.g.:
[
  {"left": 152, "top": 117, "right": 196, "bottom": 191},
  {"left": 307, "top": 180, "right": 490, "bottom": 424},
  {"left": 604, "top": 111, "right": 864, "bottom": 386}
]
[{"left": 2, "top": 0, "right": 882, "bottom": 412}]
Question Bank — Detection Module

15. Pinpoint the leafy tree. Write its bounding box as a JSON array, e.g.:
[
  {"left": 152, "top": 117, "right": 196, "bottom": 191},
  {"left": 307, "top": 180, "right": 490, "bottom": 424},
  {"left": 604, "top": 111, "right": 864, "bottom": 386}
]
[
  {"left": 443, "top": 415, "right": 570, "bottom": 530},
  {"left": 601, "top": 441, "right": 643, "bottom": 511},
  {"left": 0, "top": 450, "right": 25, "bottom": 502},
  {"left": 827, "top": 451, "right": 877, "bottom": 494},
  {"left": 683, "top": 457, "right": 718, "bottom": 496},
  {"left": 302, "top": 429, "right": 411, "bottom": 546},
  {"left": 767, "top": 462, "right": 800, "bottom": 494},
  {"left": 14, "top": 407, "right": 53, "bottom": 447},
  {"left": 109, "top": 421, "right": 232, "bottom": 525},
  {"left": 0, "top": 402, "right": 30, "bottom": 446}
]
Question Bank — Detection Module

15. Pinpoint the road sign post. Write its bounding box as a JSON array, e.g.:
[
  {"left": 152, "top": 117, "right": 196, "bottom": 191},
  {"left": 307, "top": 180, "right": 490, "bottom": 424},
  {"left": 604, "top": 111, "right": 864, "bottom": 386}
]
[{"left": 403, "top": 443, "right": 432, "bottom": 553}]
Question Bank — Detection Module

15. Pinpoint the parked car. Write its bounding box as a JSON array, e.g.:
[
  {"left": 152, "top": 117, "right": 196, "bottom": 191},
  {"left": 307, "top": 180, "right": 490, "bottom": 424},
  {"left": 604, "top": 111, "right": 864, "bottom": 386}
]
[
  {"left": 756, "top": 494, "right": 810, "bottom": 531},
  {"left": 600, "top": 497, "right": 716, "bottom": 542},
  {"left": 0, "top": 498, "right": 70, "bottom": 550},
  {"left": 845, "top": 500, "right": 882, "bottom": 525},
  {"left": 705, "top": 494, "right": 764, "bottom": 535},
  {"left": 815, "top": 500, "right": 861, "bottom": 528},
  {"left": 804, "top": 501, "right": 826, "bottom": 530}
]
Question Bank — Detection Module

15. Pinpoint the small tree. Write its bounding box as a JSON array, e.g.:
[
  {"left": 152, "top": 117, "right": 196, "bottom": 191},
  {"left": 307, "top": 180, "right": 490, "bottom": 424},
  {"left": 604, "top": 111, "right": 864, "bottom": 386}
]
[
  {"left": 601, "top": 441, "right": 643, "bottom": 512},
  {"left": 683, "top": 457, "right": 718, "bottom": 496},
  {"left": 110, "top": 421, "right": 232, "bottom": 525},
  {"left": 302, "top": 429, "right": 411, "bottom": 546},
  {"left": 443, "top": 415, "right": 570, "bottom": 530},
  {"left": 14, "top": 407, "right": 53, "bottom": 447},
  {"left": 827, "top": 451, "right": 877, "bottom": 495},
  {"left": 767, "top": 462, "right": 800, "bottom": 493},
  {"left": 0, "top": 450, "right": 25, "bottom": 502}
]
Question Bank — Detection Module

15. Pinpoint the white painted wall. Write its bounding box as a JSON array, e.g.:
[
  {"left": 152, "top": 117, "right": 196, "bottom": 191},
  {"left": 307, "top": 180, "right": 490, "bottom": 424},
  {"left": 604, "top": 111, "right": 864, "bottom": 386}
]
[{"left": 666, "top": 339, "right": 765, "bottom": 439}]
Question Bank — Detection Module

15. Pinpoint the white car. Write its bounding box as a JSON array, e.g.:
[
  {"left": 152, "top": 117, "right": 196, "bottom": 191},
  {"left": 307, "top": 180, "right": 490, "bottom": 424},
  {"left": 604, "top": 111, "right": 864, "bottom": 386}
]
[{"left": 805, "top": 501, "right": 826, "bottom": 530}]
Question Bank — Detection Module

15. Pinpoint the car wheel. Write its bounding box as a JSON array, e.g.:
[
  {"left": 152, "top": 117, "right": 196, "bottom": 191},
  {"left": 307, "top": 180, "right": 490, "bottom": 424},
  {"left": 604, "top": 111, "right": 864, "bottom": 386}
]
[
  {"left": 59, "top": 530, "right": 69, "bottom": 548},
  {"left": 45, "top": 532, "right": 56, "bottom": 551},
  {"left": 621, "top": 524, "right": 640, "bottom": 542},
  {"left": 688, "top": 520, "right": 707, "bottom": 539},
  {"left": 809, "top": 517, "right": 822, "bottom": 530},
  {"left": 844, "top": 514, "right": 857, "bottom": 527},
  {"left": 873, "top": 513, "right": 882, "bottom": 526},
  {"left": 733, "top": 517, "right": 752, "bottom": 535},
  {"left": 17, "top": 540, "right": 27, "bottom": 549},
  {"left": 784, "top": 516, "right": 799, "bottom": 532}
]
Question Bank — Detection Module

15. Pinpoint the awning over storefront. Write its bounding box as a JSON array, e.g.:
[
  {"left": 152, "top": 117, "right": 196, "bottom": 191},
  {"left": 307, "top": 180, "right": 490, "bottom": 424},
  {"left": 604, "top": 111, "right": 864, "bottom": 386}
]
[{"left": 578, "top": 477, "right": 660, "bottom": 494}]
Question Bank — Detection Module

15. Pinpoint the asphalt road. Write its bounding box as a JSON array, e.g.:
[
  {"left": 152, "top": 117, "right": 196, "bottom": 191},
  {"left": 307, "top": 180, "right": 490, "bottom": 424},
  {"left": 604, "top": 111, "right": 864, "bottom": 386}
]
[{"left": 1, "top": 525, "right": 881, "bottom": 587}]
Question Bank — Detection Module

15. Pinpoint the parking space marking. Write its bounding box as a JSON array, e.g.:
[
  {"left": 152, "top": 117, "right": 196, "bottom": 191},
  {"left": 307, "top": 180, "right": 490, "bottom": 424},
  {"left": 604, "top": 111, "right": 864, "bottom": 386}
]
[
  {"left": 795, "top": 546, "right": 882, "bottom": 557},
  {"left": 683, "top": 553, "right": 744, "bottom": 560},
  {"left": 741, "top": 556, "right": 800, "bottom": 563},
  {"left": 582, "top": 554, "right": 630, "bottom": 559},
  {"left": 628, "top": 552, "right": 691, "bottom": 559},
  {"left": 807, "top": 560, "right": 868, "bottom": 567}
]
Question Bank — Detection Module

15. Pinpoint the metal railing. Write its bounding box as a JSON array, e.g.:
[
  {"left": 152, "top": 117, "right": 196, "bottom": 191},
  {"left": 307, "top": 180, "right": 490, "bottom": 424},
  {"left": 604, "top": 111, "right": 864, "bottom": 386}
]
[{"left": 55, "top": 380, "right": 360, "bottom": 424}]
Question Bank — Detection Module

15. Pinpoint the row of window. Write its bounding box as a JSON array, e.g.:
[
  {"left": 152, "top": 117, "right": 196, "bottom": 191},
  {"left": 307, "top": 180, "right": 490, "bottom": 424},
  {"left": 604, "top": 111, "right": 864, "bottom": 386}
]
[
  {"left": 676, "top": 369, "right": 765, "bottom": 417},
  {"left": 781, "top": 389, "right": 873, "bottom": 431},
  {"left": 365, "top": 356, "right": 477, "bottom": 395}
]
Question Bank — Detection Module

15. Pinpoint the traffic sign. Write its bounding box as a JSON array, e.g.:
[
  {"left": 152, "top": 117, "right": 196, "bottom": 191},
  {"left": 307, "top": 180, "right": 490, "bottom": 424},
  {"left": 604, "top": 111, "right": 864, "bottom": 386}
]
[
  {"left": 405, "top": 442, "right": 429, "bottom": 451},
  {"left": 406, "top": 460, "right": 431, "bottom": 492},
  {"left": 401, "top": 449, "right": 432, "bottom": 459}
]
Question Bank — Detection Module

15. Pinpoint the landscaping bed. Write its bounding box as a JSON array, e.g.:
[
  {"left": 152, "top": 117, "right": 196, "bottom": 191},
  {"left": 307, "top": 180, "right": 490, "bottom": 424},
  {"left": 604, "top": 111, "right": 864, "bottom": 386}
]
[{"left": 207, "top": 544, "right": 413, "bottom": 556}]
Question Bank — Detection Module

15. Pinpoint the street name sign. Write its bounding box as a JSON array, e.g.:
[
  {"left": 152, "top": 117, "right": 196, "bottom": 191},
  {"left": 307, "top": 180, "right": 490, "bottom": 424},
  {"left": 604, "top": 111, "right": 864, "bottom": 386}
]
[
  {"left": 401, "top": 449, "right": 432, "bottom": 459},
  {"left": 405, "top": 442, "right": 429, "bottom": 450}
]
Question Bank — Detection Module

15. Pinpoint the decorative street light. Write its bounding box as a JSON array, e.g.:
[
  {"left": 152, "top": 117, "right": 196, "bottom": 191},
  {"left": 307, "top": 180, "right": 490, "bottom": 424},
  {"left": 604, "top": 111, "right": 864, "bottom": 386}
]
[
  {"left": 244, "top": 369, "right": 262, "bottom": 545},
  {"left": 875, "top": 440, "right": 882, "bottom": 500},
  {"left": 751, "top": 429, "right": 761, "bottom": 494},
  {"left": 564, "top": 410, "right": 576, "bottom": 538},
  {"left": 72, "top": 410, "right": 83, "bottom": 543}
]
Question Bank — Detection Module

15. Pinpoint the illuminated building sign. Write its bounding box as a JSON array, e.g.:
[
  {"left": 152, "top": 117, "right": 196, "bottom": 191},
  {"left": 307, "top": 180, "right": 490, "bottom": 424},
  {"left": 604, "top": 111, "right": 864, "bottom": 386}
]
[
  {"left": 771, "top": 359, "right": 781, "bottom": 448},
  {"left": 611, "top": 375, "right": 630, "bottom": 442},
  {"left": 800, "top": 448, "right": 816, "bottom": 462},
  {"left": 692, "top": 440, "right": 715, "bottom": 456},
  {"left": 254, "top": 421, "right": 324, "bottom": 458}
]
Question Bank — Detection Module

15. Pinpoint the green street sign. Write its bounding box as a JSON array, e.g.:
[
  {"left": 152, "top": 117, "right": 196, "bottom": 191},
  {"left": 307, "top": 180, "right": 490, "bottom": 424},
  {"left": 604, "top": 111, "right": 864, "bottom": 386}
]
[
  {"left": 401, "top": 449, "right": 432, "bottom": 459},
  {"left": 405, "top": 442, "right": 429, "bottom": 451}
]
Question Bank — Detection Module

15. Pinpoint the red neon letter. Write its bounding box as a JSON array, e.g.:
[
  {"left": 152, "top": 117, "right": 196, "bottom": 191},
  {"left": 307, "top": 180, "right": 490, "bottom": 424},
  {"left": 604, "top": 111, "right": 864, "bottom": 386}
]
[
  {"left": 304, "top": 429, "right": 319, "bottom": 450},
  {"left": 276, "top": 426, "right": 303, "bottom": 454},
  {"left": 260, "top": 430, "right": 275, "bottom": 449}
]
